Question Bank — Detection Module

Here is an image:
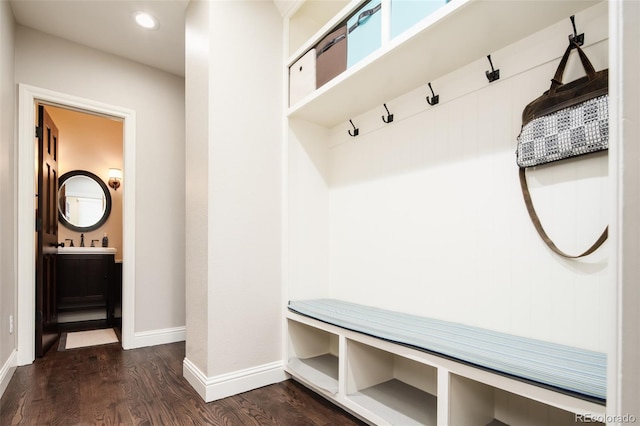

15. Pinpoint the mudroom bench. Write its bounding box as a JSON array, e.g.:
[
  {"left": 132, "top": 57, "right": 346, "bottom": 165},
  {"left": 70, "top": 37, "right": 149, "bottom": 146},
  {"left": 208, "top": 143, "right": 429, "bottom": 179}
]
[{"left": 286, "top": 299, "right": 606, "bottom": 426}]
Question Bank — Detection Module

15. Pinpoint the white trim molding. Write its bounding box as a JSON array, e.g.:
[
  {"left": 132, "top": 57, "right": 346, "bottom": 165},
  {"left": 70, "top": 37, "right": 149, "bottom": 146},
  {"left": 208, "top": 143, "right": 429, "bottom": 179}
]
[
  {"left": 183, "top": 358, "right": 287, "bottom": 402},
  {"left": 17, "top": 84, "right": 136, "bottom": 364},
  {"left": 0, "top": 350, "right": 17, "bottom": 399},
  {"left": 273, "top": 0, "right": 303, "bottom": 18},
  {"left": 133, "top": 326, "right": 186, "bottom": 349}
]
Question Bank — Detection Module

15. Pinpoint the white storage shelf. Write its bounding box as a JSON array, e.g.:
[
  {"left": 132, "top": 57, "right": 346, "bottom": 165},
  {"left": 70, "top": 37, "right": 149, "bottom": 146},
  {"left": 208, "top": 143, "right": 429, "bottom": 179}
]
[
  {"left": 287, "top": 0, "right": 600, "bottom": 128},
  {"left": 449, "top": 374, "right": 605, "bottom": 426},
  {"left": 346, "top": 339, "right": 438, "bottom": 425},
  {"left": 286, "top": 319, "right": 340, "bottom": 395},
  {"left": 286, "top": 313, "right": 607, "bottom": 425}
]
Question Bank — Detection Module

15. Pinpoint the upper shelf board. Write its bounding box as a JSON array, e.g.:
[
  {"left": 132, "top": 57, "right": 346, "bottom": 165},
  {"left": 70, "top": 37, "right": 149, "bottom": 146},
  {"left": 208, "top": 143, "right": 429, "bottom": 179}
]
[{"left": 287, "top": 0, "right": 601, "bottom": 128}]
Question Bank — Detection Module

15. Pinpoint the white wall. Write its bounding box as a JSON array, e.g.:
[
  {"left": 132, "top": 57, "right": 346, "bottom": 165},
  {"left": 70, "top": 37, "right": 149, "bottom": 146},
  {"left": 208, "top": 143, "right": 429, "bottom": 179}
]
[
  {"left": 184, "top": 0, "right": 284, "bottom": 401},
  {"left": 206, "top": 0, "right": 283, "bottom": 376},
  {"left": 289, "top": 3, "right": 610, "bottom": 353},
  {"left": 0, "top": 0, "right": 17, "bottom": 397},
  {"left": 185, "top": 0, "right": 210, "bottom": 376},
  {"left": 15, "top": 26, "right": 185, "bottom": 335},
  {"left": 611, "top": 0, "right": 640, "bottom": 418}
]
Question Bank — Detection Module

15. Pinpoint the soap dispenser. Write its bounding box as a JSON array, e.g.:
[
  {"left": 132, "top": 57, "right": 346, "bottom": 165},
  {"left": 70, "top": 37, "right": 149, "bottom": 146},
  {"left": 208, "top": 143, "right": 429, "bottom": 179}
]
[{"left": 102, "top": 233, "right": 109, "bottom": 247}]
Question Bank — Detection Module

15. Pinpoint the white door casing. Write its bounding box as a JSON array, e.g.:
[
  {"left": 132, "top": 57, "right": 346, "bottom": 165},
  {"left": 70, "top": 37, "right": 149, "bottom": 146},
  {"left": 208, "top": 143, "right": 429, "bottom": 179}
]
[{"left": 17, "top": 84, "right": 136, "bottom": 364}]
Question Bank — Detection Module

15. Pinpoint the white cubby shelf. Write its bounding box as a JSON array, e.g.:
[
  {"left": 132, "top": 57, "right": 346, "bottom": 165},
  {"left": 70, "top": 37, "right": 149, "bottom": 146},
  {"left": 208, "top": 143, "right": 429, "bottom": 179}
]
[
  {"left": 286, "top": 0, "right": 600, "bottom": 128},
  {"left": 286, "top": 311, "right": 606, "bottom": 426},
  {"left": 286, "top": 318, "right": 340, "bottom": 395},
  {"left": 346, "top": 339, "right": 438, "bottom": 425}
]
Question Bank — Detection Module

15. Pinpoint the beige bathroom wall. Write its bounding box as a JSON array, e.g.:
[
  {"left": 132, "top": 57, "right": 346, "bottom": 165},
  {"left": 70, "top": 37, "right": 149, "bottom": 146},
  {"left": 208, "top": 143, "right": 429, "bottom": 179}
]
[{"left": 46, "top": 105, "right": 123, "bottom": 260}]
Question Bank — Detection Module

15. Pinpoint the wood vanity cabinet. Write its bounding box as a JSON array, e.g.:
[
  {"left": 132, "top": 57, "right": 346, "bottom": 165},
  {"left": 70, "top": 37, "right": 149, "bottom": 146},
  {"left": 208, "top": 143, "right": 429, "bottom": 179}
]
[{"left": 57, "top": 253, "right": 116, "bottom": 323}]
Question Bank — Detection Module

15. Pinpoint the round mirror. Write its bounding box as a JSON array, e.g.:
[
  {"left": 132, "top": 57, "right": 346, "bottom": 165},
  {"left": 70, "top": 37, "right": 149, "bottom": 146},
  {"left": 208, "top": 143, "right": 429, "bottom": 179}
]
[{"left": 58, "top": 170, "right": 112, "bottom": 232}]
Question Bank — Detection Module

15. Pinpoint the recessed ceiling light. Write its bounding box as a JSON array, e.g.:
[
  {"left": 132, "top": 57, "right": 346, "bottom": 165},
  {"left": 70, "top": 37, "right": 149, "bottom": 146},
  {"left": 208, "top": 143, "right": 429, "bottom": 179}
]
[{"left": 133, "top": 11, "right": 159, "bottom": 30}]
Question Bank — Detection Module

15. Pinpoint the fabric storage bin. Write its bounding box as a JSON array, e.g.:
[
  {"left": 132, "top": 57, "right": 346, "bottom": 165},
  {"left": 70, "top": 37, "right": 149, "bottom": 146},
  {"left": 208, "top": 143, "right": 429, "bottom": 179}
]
[
  {"left": 390, "top": 0, "right": 449, "bottom": 39},
  {"left": 347, "top": 0, "right": 382, "bottom": 68},
  {"left": 289, "top": 48, "right": 316, "bottom": 106},
  {"left": 316, "top": 25, "right": 347, "bottom": 88}
]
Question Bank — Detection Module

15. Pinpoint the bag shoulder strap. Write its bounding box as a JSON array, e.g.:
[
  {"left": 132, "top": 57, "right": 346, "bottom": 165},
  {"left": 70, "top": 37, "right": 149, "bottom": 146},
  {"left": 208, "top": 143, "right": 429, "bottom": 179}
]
[{"left": 518, "top": 168, "right": 608, "bottom": 258}]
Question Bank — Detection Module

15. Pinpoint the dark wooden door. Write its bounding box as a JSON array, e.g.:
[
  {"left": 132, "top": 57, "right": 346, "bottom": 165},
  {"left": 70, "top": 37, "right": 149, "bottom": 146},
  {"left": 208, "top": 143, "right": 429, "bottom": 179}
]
[{"left": 36, "top": 105, "right": 60, "bottom": 357}]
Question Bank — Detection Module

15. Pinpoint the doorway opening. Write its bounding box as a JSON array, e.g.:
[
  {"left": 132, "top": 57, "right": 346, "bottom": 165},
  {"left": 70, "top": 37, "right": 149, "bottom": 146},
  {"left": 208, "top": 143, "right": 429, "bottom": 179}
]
[
  {"left": 18, "top": 84, "right": 136, "bottom": 365},
  {"left": 38, "top": 104, "right": 124, "bottom": 355}
]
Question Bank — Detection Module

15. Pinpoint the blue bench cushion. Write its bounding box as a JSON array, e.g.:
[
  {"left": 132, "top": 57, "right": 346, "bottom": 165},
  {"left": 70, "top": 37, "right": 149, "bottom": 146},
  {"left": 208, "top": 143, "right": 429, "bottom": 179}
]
[{"left": 288, "top": 299, "right": 606, "bottom": 402}]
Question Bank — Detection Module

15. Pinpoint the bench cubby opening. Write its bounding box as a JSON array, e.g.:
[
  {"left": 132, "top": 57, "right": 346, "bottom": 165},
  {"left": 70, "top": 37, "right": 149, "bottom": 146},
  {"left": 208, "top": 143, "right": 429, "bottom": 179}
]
[
  {"left": 449, "top": 374, "right": 605, "bottom": 426},
  {"left": 286, "top": 319, "right": 340, "bottom": 395},
  {"left": 346, "top": 339, "right": 438, "bottom": 425}
]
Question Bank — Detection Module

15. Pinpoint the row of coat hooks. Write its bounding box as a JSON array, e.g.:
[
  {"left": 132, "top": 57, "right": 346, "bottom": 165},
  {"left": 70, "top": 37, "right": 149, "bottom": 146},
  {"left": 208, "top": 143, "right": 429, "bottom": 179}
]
[
  {"left": 347, "top": 14, "right": 584, "bottom": 137},
  {"left": 348, "top": 54, "right": 499, "bottom": 137}
]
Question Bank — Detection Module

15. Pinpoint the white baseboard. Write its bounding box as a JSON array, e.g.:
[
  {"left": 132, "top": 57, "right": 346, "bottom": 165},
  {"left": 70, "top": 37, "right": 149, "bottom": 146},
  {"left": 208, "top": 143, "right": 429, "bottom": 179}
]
[
  {"left": 183, "top": 357, "right": 287, "bottom": 402},
  {"left": 0, "top": 350, "right": 17, "bottom": 399},
  {"left": 133, "top": 326, "right": 186, "bottom": 349}
]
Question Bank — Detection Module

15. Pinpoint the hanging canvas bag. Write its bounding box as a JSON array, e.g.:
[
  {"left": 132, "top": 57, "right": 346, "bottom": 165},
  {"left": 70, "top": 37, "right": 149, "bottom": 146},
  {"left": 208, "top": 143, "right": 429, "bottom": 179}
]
[{"left": 516, "top": 41, "right": 608, "bottom": 258}]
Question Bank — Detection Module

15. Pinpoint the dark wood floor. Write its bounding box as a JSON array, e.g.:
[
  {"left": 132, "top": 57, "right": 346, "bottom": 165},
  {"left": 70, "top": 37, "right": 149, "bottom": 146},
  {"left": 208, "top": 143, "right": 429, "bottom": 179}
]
[{"left": 0, "top": 341, "right": 366, "bottom": 426}]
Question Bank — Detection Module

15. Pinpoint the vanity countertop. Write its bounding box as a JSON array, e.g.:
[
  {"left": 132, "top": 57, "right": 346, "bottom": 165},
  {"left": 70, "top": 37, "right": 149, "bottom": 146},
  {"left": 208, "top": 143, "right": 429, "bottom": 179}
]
[{"left": 58, "top": 247, "right": 117, "bottom": 255}]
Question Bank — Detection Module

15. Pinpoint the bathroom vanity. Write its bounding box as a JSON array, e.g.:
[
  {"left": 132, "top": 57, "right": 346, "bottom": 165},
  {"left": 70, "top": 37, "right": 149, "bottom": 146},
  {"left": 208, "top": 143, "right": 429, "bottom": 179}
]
[{"left": 57, "top": 247, "right": 118, "bottom": 325}]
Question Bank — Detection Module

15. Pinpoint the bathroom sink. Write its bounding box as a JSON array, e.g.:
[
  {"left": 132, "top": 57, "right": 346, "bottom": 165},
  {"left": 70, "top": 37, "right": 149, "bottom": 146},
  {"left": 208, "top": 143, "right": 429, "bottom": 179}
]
[{"left": 58, "top": 247, "right": 117, "bottom": 255}]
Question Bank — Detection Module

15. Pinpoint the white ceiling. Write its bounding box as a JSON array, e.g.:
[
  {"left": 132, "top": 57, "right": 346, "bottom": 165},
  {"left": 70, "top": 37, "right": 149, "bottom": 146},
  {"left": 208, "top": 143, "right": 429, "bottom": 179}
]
[
  {"left": 9, "top": 0, "right": 298, "bottom": 78},
  {"left": 9, "top": 0, "right": 191, "bottom": 77}
]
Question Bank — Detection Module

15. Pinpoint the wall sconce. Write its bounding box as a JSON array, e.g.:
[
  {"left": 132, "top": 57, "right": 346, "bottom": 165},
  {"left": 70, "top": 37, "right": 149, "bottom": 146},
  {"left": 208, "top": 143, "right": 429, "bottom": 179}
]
[{"left": 108, "top": 168, "right": 122, "bottom": 191}]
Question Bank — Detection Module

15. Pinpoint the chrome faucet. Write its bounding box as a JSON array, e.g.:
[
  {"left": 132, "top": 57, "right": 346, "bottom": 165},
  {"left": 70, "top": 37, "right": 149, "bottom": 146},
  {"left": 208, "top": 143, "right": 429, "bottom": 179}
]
[{"left": 80, "top": 233, "right": 85, "bottom": 247}]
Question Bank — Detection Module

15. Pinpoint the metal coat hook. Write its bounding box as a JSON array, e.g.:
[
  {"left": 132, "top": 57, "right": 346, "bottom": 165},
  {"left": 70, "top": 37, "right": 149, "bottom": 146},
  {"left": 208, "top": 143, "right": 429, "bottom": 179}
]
[
  {"left": 426, "top": 82, "right": 439, "bottom": 106},
  {"left": 381, "top": 104, "right": 394, "bottom": 123},
  {"left": 485, "top": 54, "right": 500, "bottom": 83},
  {"left": 568, "top": 15, "right": 584, "bottom": 47},
  {"left": 348, "top": 119, "right": 359, "bottom": 137}
]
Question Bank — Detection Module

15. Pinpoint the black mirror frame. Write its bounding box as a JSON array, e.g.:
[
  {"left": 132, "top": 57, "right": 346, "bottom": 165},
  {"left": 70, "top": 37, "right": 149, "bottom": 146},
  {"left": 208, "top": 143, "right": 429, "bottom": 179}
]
[{"left": 58, "top": 170, "right": 112, "bottom": 232}]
